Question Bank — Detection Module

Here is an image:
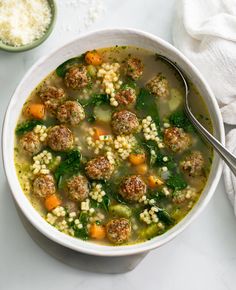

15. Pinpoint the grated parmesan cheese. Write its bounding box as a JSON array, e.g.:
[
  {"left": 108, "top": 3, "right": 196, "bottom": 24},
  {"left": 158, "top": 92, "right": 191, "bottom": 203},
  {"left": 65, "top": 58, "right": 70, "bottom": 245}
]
[{"left": 0, "top": 0, "right": 52, "bottom": 47}]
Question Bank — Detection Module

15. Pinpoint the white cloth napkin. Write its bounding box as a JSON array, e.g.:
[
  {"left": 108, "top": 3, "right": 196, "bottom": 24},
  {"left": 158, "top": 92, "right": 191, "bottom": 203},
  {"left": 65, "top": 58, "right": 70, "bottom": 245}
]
[{"left": 172, "top": 0, "right": 236, "bottom": 213}]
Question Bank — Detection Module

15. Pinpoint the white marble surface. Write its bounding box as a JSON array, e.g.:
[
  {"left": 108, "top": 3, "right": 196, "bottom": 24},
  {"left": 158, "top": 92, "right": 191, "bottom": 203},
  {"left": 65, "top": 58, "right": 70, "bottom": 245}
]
[{"left": 0, "top": 0, "right": 236, "bottom": 289}]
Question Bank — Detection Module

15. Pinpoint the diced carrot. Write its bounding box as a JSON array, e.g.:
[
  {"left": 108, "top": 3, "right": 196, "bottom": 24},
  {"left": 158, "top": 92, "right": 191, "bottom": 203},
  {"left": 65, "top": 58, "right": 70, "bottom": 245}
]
[
  {"left": 90, "top": 223, "right": 106, "bottom": 240},
  {"left": 44, "top": 194, "right": 61, "bottom": 211},
  {"left": 85, "top": 51, "right": 102, "bottom": 66},
  {"left": 136, "top": 163, "right": 148, "bottom": 175},
  {"left": 24, "top": 103, "right": 45, "bottom": 120},
  {"left": 129, "top": 153, "right": 146, "bottom": 165},
  {"left": 93, "top": 127, "right": 108, "bottom": 140},
  {"left": 148, "top": 175, "right": 164, "bottom": 188}
]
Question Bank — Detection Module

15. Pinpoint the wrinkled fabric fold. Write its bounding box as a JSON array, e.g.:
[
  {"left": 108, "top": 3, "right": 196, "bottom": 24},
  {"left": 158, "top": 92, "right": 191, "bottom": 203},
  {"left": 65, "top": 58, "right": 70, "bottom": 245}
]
[{"left": 173, "top": 0, "right": 236, "bottom": 212}]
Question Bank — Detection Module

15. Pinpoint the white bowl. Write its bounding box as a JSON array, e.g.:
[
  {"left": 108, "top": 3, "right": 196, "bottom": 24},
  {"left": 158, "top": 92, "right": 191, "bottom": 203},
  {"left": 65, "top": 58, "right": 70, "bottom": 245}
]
[{"left": 2, "top": 28, "right": 224, "bottom": 257}]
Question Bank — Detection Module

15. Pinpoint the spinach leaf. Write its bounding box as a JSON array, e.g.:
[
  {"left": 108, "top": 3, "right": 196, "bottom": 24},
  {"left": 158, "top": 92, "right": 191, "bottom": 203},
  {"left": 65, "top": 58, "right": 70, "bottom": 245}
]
[
  {"left": 142, "top": 140, "right": 159, "bottom": 166},
  {"left": 157, "top": 208, "right": 174, "bottom": 226},
  {"left": 155, "top": 153, "right": 177, "bottom": 171},
  {"left": 121, "top": 77, "right": 137, "bottom": 90},
  {"left": 136, "top": 88, "right": 160, "bottom": 126},
  {"left": 90, "top": 199, "right": 99, "bottom": 209},
  {"left": 169, "top": 110, "right": 194, "bottom": 132},
  {"left": 101, "top": 195, "right": 110, "bottom": 212},
  {"left": 148, "top": 191, "right": 168, "bottom": 204},
  {"left": 166, "top": 174, "right": 187, "bottom": 191},
  {"left": 103, "top": 181, "right": 128, "bottom": 205},
  {"left": 15, "top": 120, "right": 43, "bottom": 136},
  {"left": 84, "top": 94, "right": 110, "bottom": 107},
  {"left": 54, "top": 150, "right": 81, "bottom": 185},
  {"left": 90, "top": 195, "right": 110, "bottom": 212},
  {"left": 73, "top": 212, "right": 89, "bottom": 240},
  {"left": 56, "top": 54, "right": 85, "bottom": 77},
  {"left": 133, "top": 206, "right": 145, "bottom": 220},
  {"left": 111, "top": 192, "right": 128, "bottom": 205}
]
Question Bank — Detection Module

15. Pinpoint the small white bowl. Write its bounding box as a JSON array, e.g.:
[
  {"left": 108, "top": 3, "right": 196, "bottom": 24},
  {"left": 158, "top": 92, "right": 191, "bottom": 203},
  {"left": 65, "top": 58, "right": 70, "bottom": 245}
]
[{"left": 2, "top": 28, "right": 224, "bottom": 257}]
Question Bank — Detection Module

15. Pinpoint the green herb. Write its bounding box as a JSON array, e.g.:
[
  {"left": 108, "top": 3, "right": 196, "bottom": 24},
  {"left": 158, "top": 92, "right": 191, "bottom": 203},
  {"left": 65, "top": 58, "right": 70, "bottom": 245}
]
[
  {"left": 166, "top": 174, "right": 187, "bottom": 191},
  {"left": 56, "top": 54, "right": 85, "bottom": 77},
  {"left": 15, "top": 120, "right": 43, "bottom": 136},
  {"left": 54, "top": 150, "right": 81, "bottom": 185},
  {"left": 86, "top": 80, "right": 93, "bottom": 90},
  {"left": 157, "top": 208, "right": 174, "bottom": 226},
  {"left": 169, "top": 110, "right": 194, "bottom": 132},
  {"left": 73, "top": 212, "right": 89, "bottom": 240},
  {"left": 136, "top": 88, "right": 160, "bottom": 126}
]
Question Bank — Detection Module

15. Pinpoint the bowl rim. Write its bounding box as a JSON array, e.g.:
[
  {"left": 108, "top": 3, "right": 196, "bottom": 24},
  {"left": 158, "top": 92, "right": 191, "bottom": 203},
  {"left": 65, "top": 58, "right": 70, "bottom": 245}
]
[
  {"left": 0, "top": 0, "right": 57, "bottom": 53},
  {"left": 2, "top": 28, "right": 224, "bottom": 256}
]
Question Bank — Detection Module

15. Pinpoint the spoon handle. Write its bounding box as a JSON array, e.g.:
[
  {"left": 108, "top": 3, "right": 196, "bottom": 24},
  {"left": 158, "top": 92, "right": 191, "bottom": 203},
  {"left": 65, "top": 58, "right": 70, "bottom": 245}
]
[
  {"left": 185, "top": 107, "right": 236, "bottom": 176},
  {"left": 156, "top": 54, "right": 236, "bottom": 176}
]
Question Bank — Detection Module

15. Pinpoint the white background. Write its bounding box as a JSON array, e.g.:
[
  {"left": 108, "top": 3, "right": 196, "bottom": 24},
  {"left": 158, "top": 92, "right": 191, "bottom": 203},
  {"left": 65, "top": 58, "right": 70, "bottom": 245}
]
[{"left": 0, "top": 0, "right": 236, "bottom": 289}]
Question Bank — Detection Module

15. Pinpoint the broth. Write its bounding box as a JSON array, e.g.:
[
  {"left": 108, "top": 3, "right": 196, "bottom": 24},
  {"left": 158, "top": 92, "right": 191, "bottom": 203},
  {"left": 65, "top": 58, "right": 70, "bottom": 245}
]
[{"left": 14, "top": 46, "right": 212, "bottom": 245}]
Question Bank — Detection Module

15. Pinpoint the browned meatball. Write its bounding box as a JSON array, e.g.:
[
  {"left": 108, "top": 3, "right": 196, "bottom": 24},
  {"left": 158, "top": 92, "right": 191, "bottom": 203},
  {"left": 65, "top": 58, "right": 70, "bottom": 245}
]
[
  {"left": 57, "top": 101, "right": 85, "bottom": 126},
  {"left": 66, "top": 175, "right": 89, "bottom": 202},
  {"left": 20, "top": 131, "right": 42, "bottom": 155},
  {"left": 106, "top": 218, "right": 131, "bottom": 244},
  {"left": 85, "top": 156, "right": 114, "bottom": 180},
  {"left": 47, "top": 125, "right": 74, "bottom": 151},
  {"left": 119, "top": 175, "right": 147, "bottom": 202},
  {"left": 180, "top": 151, "right": 204, "bottom": 177},
  {"left": 33, "top": 174, "right": 56, "bottom": 199},
  {"left": 64, "top": 65, "right": 90, "bottom": 90},
  {"left": 115, "top": 87, "right": 136, "bottom": 106},
  {"left": 39, "top": 86, "right": 66, "bottom": 114},
  {"left": 125, "top": 57, "right": 144, "bottom": 80},
  {"left": 111, "top": 110, "right": 139, "bottom": 135},
  {"left": 164, "top": 127, "right": 191, "bottom": 153},
  {"left": 146, "top": 73, "right": 169, "bottom": 99}
]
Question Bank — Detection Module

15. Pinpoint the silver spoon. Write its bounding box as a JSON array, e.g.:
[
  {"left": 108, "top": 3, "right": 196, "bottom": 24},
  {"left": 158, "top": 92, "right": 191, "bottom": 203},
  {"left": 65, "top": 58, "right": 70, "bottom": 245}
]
[{"left": 156, "top": 54, "right": 236, "bottom": 176}]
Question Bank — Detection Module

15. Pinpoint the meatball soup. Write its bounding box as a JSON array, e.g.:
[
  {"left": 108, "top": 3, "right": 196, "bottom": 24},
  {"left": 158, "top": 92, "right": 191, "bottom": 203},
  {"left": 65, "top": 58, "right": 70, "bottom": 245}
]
[{"left": 14, "top": 47, "right": 212, "bottom": 246}]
